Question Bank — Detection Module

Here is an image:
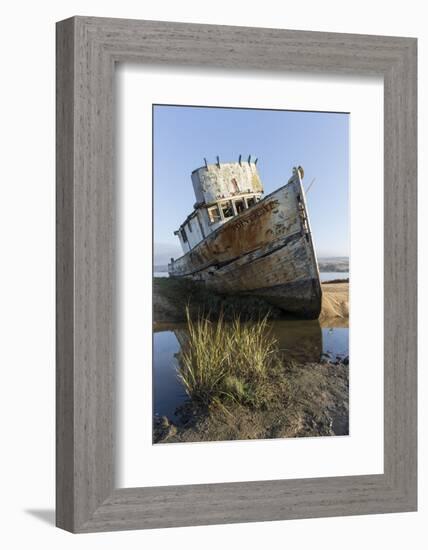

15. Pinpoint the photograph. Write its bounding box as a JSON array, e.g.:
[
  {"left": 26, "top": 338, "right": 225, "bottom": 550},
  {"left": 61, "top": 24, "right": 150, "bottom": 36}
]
[{"left": 152, "top": 104, "right": 350, "bottom": 444}]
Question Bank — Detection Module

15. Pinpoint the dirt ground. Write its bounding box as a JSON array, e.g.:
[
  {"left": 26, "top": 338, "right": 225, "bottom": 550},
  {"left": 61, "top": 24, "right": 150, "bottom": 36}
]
[{"left": 154, "top": 359, "right": 349, "bottom": 444}]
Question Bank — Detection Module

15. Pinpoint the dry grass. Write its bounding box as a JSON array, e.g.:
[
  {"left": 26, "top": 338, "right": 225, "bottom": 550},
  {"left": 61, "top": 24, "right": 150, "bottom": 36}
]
[{"left": 177, "top": 307, "right": 281, "bottom": 409}]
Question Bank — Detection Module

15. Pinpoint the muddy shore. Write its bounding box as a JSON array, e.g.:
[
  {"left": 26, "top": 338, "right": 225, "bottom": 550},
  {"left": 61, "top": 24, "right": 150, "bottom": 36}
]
[{"left": 154, "top": 357, "right": 349, "bottom": 444}]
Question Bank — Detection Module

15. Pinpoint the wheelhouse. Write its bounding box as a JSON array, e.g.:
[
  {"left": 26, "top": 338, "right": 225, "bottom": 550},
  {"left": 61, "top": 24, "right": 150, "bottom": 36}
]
[{"left": 173, "top": 158, "right": 264, "bottom": 254}]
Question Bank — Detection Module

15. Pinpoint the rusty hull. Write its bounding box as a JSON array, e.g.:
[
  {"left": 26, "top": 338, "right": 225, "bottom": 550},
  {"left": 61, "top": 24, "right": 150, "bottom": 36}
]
[{"left": 168, "top": 175, "right": 322, "bottom": 319}]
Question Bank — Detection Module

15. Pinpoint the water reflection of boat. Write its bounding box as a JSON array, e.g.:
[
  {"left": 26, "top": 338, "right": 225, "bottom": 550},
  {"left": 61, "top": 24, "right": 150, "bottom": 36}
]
[
  {"left": 270, "top": 320, "right": 322, "bottom": 363},
  {"left": 156, "top": 320, "right": 322, "bottom": 365}
]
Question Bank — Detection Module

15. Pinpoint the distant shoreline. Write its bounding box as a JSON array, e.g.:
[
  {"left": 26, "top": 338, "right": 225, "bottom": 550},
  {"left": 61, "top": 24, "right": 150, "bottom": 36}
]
[{"left": 154, "top": 258, "right": 349, "bottom": 274}]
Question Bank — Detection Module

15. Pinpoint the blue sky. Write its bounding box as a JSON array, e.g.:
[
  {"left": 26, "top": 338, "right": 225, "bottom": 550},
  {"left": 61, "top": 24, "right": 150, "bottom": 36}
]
[{"left": 153, "top": 104, "right": 349, "bottom": 263}]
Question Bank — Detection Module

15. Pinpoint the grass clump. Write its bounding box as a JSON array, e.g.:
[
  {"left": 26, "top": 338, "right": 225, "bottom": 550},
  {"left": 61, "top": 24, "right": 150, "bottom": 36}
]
[{"left": 177, "top": 307, "right": 282, "bottom": 409}]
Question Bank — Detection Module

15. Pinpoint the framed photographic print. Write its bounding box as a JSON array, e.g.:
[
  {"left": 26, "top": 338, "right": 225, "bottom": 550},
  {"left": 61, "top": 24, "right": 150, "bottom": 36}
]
[{"left": 56, "top": 16, "right": 417, "bottom": 532}]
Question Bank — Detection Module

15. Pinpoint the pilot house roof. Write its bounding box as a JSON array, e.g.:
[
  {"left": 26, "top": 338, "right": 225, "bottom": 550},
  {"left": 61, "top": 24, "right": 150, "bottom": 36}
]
[{"left": 191, "top": 156, "right": 263, "bottom": 207}]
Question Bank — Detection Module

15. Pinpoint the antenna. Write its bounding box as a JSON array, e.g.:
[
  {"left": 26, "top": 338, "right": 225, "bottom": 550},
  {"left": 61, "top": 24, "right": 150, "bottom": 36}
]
[
  {"left": 305, "top": 178, "right": 316, "bottom": 194},
  {"left": 254, "top": 158, "right": 258, "bottom": 165},
  {"left": 204, "top": 157, "right": 208, "bottom": 168},
  {"left": 238, "top": 154, "right": 242, "bottom": 166},
  {"left": 247, "top": 154, "right": 251, "bottom": 164},
  {"left": 216, "top": 156, "right": 220, "bottom": 168}
]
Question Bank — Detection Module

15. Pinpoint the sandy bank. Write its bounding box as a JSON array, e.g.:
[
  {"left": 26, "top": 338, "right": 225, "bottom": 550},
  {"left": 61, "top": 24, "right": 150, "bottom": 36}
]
[{"left": 320, "top": 282, "right": 349, "bottom": 327}]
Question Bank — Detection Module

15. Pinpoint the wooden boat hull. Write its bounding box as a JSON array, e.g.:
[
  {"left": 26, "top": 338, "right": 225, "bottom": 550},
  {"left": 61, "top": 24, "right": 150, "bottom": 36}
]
[{"left": 168, "top": 174, "right": 322, "bottom": 319}]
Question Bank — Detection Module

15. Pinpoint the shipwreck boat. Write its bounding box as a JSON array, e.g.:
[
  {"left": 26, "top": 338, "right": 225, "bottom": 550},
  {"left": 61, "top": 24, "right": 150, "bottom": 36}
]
[{"left": 168, "top": 157, "right": 322, "bottom": 319}]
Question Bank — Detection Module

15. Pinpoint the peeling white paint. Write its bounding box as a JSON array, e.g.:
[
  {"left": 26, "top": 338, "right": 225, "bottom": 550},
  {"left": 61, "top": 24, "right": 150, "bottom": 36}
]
[{"left": 175, "top": 161, "right": 263, "bottom": 253}]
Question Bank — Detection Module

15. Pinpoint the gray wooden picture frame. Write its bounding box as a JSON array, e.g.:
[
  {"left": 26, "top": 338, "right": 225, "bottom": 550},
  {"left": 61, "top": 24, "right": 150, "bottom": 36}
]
[{"left": 56, "top": 16, "right": 417, "bottom": 533}]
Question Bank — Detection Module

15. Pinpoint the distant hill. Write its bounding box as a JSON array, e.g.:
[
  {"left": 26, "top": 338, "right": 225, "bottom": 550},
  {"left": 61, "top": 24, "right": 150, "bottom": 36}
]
[
  {"left": 154, "top": 257, "right": 349, "bottom": 274},
  {"left": 317, "top": 257, "right": 349, "bottom": 273}
]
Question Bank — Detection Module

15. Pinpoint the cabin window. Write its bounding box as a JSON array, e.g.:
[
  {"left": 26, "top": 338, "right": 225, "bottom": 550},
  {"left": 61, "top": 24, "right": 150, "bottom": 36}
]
[
  {"left": 246, "top": 196, "right": 256, "bottom": 208},
  {"left": 221, "top": 200, "right": 234, "bottom": 219},
  {"left": 234, "top": 199, "right": 245, "bottom": 214},
  {"left": 208, "top": 205, "right": 221, "bottom": 224},
  {"left": 180, "top": 227, "right": 188, "bottom": 242}
]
